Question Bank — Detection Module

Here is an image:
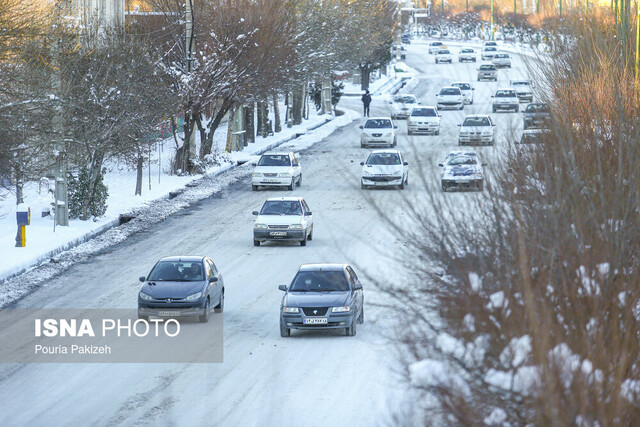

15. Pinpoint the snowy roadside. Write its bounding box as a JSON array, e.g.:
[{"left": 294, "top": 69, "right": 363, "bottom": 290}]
[{"left": 0, "top": 106, "right": 359, "bottom": 295}]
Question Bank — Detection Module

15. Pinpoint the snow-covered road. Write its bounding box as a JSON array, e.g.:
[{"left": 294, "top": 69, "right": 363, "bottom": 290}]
[{"left": 0, "top": 40, "right": 531, "bottom": 426}]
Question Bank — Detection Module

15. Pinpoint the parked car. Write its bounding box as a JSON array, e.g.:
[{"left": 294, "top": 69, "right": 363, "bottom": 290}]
[
  {"left": 436, "top": 86, "right": 464, "bottom": 110},
  {"left": 458, "top": 48, "right": 477, "bottom": 62},
  {"left": 278, "top": 263, "right": 364, "bottom": 337},
  {"left": 492, "top": 53, "right": 511, "bottom": 68},
  {"left": 492, "top": 88, "right": 519, "bottom": 113},
  {"left": 451, "top": 82, "right": 475, "bottom": 105},
  {"left": 477, "top": 64, "right": 498, "bottom": 81},
  {"left": 252, "top": 197, "right": 313, "bottom": 246},
  {"left": 510, "top": 80, "right": 534, "bottom": 103},
  {"left": 401, "top": 33, "right": 411, "bottom": 44},
  {"left": 390, "top": 94, "right": 418, "bottom": 119},
  {"left": 523, "top": 103, "right": 551, "bottom": 129},
  {"left": 481, "top": 46, "right": 498, "bottom": 60},
  {"left": 519, "top": 128, "right": 551, "bottom": 144},
  {"left": 439, "top": 151, "right": 486, "bottom": 192},
  {"left": 360, "top": 117, "right": 398, "bottom": 148},
  {"left": 458, "top": 115, "right": 496, "bottom": 145},
  {"left": 138, "top": 256, "right": 224, "bottom": 323},
  {"left": 435, "top": 49, "right": 453, "bottom": 63},
  {"left": 360, "top": 149, "right": 409, "bottom": 190},
  {"left": 407, "top": 106, "right": 440, "bottom": 135},
  {"left": 251, "top": 152, "right": 302, "bottom": 191},
  {"left": 428, "top": 41, "right": 443, "bottom": 54}
]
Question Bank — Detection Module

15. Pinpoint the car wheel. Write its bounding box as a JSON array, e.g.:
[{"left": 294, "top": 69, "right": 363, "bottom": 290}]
[
  {"left": 442, "top": 183, "right": 448, "bottom": 192},
  {"left": 199, "top": 299, "right": 210, "bottom": 323},
  {"left": 357, "top": 306, "right": 364, "bottom": 324},
  {"left": 288, "top": 179, "right": 294, "bottom": 191},
  {"left": 435, "top": 130, "right": 440, "bottom": 135},
  {"left": 253, "top": 239, "right": 260, "bottom": 246},
  {"left": 296, "top": 174, "right": 302, "bottom": 187},
  {"left": 214, "top": 291, "right": 224, "bottom": 313},
  {"left": 408, "top": 130, "right": 412, "bottom": 135},
  {"left": 361, "top": 143, "right": 366, "bottom": 148},
  {"left": 361, "top": 182, "right": 366, "bottom": 190},
  {"left": 492, "top": 108, "right": 497, "bottom": 113},
  {"left": 307, "top": 228, "right": 313, "bottom": 241},
  {"left": 470, "top": 100, "right": 473, "bottom": 105},
  {"left": 300, "top": 235, "right": 307, "bottom": 246},
  {"left": 399, "top": 179, "right": 405, "bottom": 190},
  {"left": 515, "top": 106, "right": 519, "bottom": 113},
  {"left": 280, "top": 318, "right": 291, "bottom": 337},
  {"left": 477, "top": 181, "right": 484, "bottom": 191},
  {"left": 251, "top": 185, "right": 258, "bottom": 191},
  {"left": 459, "top": 104, "right": 464, "bottom": 110},
  {"left": 435, "top": 59, "right": 438, "bottom": 64},
  {"left": 346, "top": 320, "right": 357, "bottom": 336}
]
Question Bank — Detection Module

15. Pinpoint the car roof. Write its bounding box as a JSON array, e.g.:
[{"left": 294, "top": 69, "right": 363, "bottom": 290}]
[
  {"left": 441, "top": 86, "right": 460, "bottom": 90},
  {"left": 412, "top": 105, "right": 437, "bottom": 110},
  {"left": 451, "top": 81, "right": 471, "bottom": 86},
  {"left": 264, "top": 196, "right": 305, "bottom": 202},
  {"left": 510, "top": 80, "right": 530, "bottom": 83},
  {"left": 465, "top": 114, "right": 490, "bottom": 119},
  {"left": 298, "top": 263, "right": 348, "bottom": 272},
  {"left": 159, "top": 256, "right": 206, "bottom": 263},
  {"left": 369, "top": 149, "right": 402, "bottom": 155},
  {"left": 523, "top": 129, "right": 551, "bottom": 134},
  {"left": 261, "top": 151, "right": 292, "bottom": 156},
  {"left": 446, "top": 150, "right": 478, "bottom": 157},
  {"left": 365, "top": 116, "right": 393, "bottom": 120}
]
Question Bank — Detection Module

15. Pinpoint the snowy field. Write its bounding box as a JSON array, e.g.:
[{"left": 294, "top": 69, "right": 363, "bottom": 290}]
[{"left": 0, "top": 40, "right": 533, "bottom": 425}]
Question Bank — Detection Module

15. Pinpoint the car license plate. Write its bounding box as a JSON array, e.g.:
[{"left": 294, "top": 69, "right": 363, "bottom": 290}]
[
  {"left": 264, "top": 179, "right": 278, "bottom": 183},
  {"left": 158, "top": 311, "right": 180, "bottom": 317},
  {"left": 270, "top": 231, "right": 287, "bottom": 237},
  {"left": 304, "top": 318, "right": 328, "bottom": 324}
]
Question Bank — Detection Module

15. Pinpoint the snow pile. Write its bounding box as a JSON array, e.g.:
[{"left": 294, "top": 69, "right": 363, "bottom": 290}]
[
  {"left": 483, "top": 408, "right": 508, "bottom": 426},
  {"left": 409, "top": 359, "right": 471, "bottom": 397}
]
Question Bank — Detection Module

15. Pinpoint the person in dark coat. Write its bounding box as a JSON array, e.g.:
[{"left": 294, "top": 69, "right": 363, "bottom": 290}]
[{"left": 361, "top": 90, "right": 372, "bottom": 117}]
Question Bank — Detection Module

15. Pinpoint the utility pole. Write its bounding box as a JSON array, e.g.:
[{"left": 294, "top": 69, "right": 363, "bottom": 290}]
[
  {"left": 636, "top": 0, "right": 640, "bottom": 81},
  {"left": 491, "top": 0, "right": 495, "bottom": 40},
  {"left": 184, "top": 0, "right": 197, "bottom": 173},
  {"left": 585, "top": 0, "right": 588, "bottom": 14},
  {"left": 559, "top": 0, "right": 562, "bottom": 16}
]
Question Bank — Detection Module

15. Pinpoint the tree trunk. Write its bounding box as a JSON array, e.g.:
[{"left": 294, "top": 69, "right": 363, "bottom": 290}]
[
  {"left": 244, "top": 103, "right": 255, "bottom": 145},
  {"left": 14, "top": 162, "right": 24, "bottom": 205},
  {"left": 292, "top": 87, "right": 303, "bottom": 126},
  {"left": 82, "top": 150, "right": 105, "bottom": 221},
  {"left": 273, "top": 93, "right": 281, "bottom": 133},
  {"left": 200, "top": 99, "right": 231, "bottom": 159},
  {"left": 256, "top": 100, "right": 264, "bottom": 137},
  {"left": 174, "top": 113, "right": 195, "bottom": 175},
  {"left": 360, "top": 63, "right": 371, "bottom": 91},
  {"left": 135, "top": 155, "right": 144, "bottom": 196}
]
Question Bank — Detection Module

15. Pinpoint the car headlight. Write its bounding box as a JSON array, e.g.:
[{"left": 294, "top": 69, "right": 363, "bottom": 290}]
[
  {"left": 252, "top": 172, "right": 263, "bottom": 177},
  {"left": 283, "top": 307, "right": 299, "bottom": 313},
  {"left": 289, "top": 224, "right": 303, "bottom": 229},
  {"left": 482, "top": 132, "right": 493, "bottom": 136},
  {"left": 254, "top": 223, "right": 267, "bottom": 229},
  {"left": 331, "top": 306, "right": 351, "bottom": 313},
  {"left": 474, "top": 173, "right": 484, "bottom": 179},
  {"left": 139, "top": 291, "right": 154, "bottom": 301},
  {"left": 278, "top": 172, "right": 291, "bottom": 177},
  {"left": 362, "top": 170, "right": 373, "bottom": 177},
  {"left": 384, "top": 133, "right": 392, "bottom": 137},
  {"left": 183, "top": 292, "right": 202, "bottom": 302}
]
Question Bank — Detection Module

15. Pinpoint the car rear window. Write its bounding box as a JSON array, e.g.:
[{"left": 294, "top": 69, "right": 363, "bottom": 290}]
[
  {"left": 260, "top": 200, "right": 302, "bottom": 216},
  {"left": 394, "top": 96, "right": 416, "bottom": 103},
  {"left": 430, "top": 42, "right": 442, "bottom": 46},
  {"left": 366, "top": 153, "right": 401, "bottom": 165},
  {"left": 364, "top": 119, "right": 392, "bottom": 129},
  {"left": 440, "top": 88, "right": 461, "bottom": 95},
  {"left": 258, "top": 155, "right": 291, "bottom": 166},
  {"left": 463, "top": 117, "right": 490, "bottom": 126},
  {"left": 495, "top": 90, "right": 516, "bottom": 97},
  {"left": 452, "top": 83, "right": 471, "bottom": 90},
  {"left": 447, "top": 156, "right": 478, "bottom": 166},
  {"left": 526, "top": 103, "right": 549, "bottom": 113},
  {"left": 290, "top": 271, "right": 350, "bottom": 292},
  {"left": 437, "top": 50, "right": 450, "bottom": 54},
  {"left": 147, "top": 261, "right": 204, "bottom": 282},
  {"left": 484, "top": 47, "right": 497, "bottom": 52},
  {"left": 411, "top": 108, "right": 437, "bottom": 117},
  {"left": 461, "top": 49, "right": 473, "bottom": 53},
  {"left": 480, "top": 65, "right": 496, "bottom": 70}
]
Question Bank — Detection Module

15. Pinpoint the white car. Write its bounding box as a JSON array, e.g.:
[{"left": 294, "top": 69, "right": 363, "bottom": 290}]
[
  {"left": 428, "top": 41, "right": 443, "bottom": 54},
  {"left": 481, "top": 46, "right": 498, "bottom": 60},
  {"left": 390, "top": 94, "right": 418, "bottom": 119},
  {"left": 360, "top": 150, "right": 409, "bottom": 190},
  {"left": 436, "top": 86, "right": 464, "bottom": 110},
  {"left": 407, "top": 106, "right": 440, "bottom": 135},
  {"left": 439, "top": 151, "right": 485, "bottom": 192},
  {"left": 360, "top": 117, "right": 398, "bottom": 148},
  {"left": 458, "top": 115, "right": 496, "bottom": 146},
  {"left": 251, "top": 152, "right": 302, "bottom": 191},
  {"left": 458, "top": 48, "right": 477, "bottom": 62},
  {"left": 483, "top": 41, "right": 498, "bottom": 48},
  {"left": 435, "top": 49, "right": 453, "bottom": 64},
  {"left": 451, "top": 82, "right": 474, "bottom": 105},
  {"left": 492, "top": 53, "right": 511, "bottom": 68},
  {"left": 252, "top": 197, "right": 313, "bottom": 246},
  {"left": 492, "top": 88, "right": 520, "bottom": 113},
  {"left": 510, "top": 80, "right": 534, "bottom": 103}
]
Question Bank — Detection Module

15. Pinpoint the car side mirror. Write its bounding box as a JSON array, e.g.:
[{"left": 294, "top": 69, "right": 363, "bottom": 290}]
[
  {"left": 139, "top": 276, "right": 146, "bottom": 282},
  {"left": 360, "top": 161, "right": 365, "bottom": 166},
  {"left": 251, "top": 163, "right": 256, "bottom": 167},
  {"left": 482, "top": 162, "right": 488, "bottom": 166},
  {"left": 472, "top": 88, "right": 476, "bottom": 90},
  {"left": 490, "top": 95, "right": 494, "bottom": 97},
  {"left": 457, "top": 124, "right": 461, "bottom": 126},
  {"left": 438, "top": 163, "right": 443, "bottom": 167},
  {"left": 492, "top": 124, "right": 496, "bottom": 127},
  {"left": 209, "top": 276, "right": 218, "bottom": 283},
  {"left": 403, "top": 161, "right": 409, "bottom": 166},
  {"left": 394, "top": 125, "right": 398, "bottom": 129},
  {"left": 278, "top": 285, "right": 288, "bottom": 292},
  {"left": 352, "top": 283, "right": 363, "bottom": 290},
  {"left": 435, "top": 94, "right": 439, "bottom": 96},
  {"left": 359, "top": 125, "right": 363, "bottom": 129},
  {"left": 252, "top": 211, "right": 259, "bottom": 215},
  {"left": 304, "top": 211, "right": 312, "bottom": 216}
]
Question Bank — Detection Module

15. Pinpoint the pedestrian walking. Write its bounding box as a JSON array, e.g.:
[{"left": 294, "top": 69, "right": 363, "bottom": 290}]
[{"left": 361, "top": 90, "right": 372, "bottom": 117}]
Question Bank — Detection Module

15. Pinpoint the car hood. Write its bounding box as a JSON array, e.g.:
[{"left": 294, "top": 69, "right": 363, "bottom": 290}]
[
  {"left": 256, "top": 214, "right": 303, "bottom": 226},
  {"left": 141, "top": 281, "right": 204, "bottom": 299},
  {"left": 442, "top": 164, "right": 483, "bottom": 178},
  {"left": 409, "top": 116, "right": 439, "bottom": 124},
  {"left": 284, "top": 291, "right": 351, "bottom": 308},
  {"left": 494, "top": 97, "right": 518, "bottom": 102},
  {"left": 254, "top": 166, "right": 291, "bottom": 174},
  {"left": 460, "top": 126, "right": 492, "bottom": 133},
  {"left": 362, "top": 164, "right": 403, "bottom": 176},
  {"left": 525, "top": 112, "right": 550, "bottom": 118},
  {"left": 479, "top": 69, "right": 496, "bottom": 73},
  {"left": 439, "top": 95, "right": 461, "bottom": 101},
  {"left": 514, "top": 87, "right": 532, "bottom": 94},
  {"left": 362, "top": 128, "right": 393, "bottom": 135}
]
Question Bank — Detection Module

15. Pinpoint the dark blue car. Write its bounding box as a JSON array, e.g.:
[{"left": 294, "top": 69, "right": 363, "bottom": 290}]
[
  {"left": 138, "top": 256, "right": 224, "bottom": 323},
  {"left": 279, "top": 263, "right": 364, "bottom": 337}
]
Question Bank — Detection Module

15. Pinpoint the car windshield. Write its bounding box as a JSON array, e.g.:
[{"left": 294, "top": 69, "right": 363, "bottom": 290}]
[
  {"left": 431, "top": 42, "right": 442, "bottom": 46},
  {"left": 485, "top": 47, "right": 497, "bottom": 52},
  {"left": 512, "top": 81, "right": 529, "bottom": 86},
  {"left": 394, "top": 96, "right": 416, "bottom": 103},
  {"left": 366, "top": 153, "right": 401, "bottom": 165},
  {"left": 485, "top": 42, "right": 497, "bottom": 46},
  {"left": 521, "top": 133, "right": 541, "bottom": 143},
  {"left": 259, "top": 200, "right": 302, "bottom": 216},
  {"left": 494, "top": 54, "right": 508, "bottom": 58},
  {"left": 440, "top": 88, "right": 460, "bottom": 95},
  {"left": 480, "top": 65, "right": 495, "bottom": 70},
  {"left": 438, "top": 50, "right": 450, "bottom": 54},
  {"left": 447, "top": 156, "right": 478, "bottom": 166},
  {"left": 526, "top": 104, "right": 549, "bottom": 113},
  {"left": 452, "top": 83, "right": 471, "bottom": 90},
  {"left": 411, "top": 108, "right": 437, "bottom": 117},
  {"left": 289, "top": 271, "right": 350, "bottom": 292},
  {"left": 147, "top": 261, "right": 204, "bottom": 282},
  {"left": 257, "top": 155, "right": 290, "bottom": 167},
  {"left": 364, "top": 119, "right": 392, "bottom": 129},
  {"left": 461, "top": 49, "right": 473, "bottom": 53},
  {"left": 463, "top": 117, "right": 490, "bottom": 126},
  {"left": 496, "top": 90, "right": 516, "bottom": 97}
]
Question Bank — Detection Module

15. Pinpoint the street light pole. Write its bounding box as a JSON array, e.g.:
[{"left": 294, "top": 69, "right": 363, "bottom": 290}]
[{"left": 636, "top": 0, "right": 640, "bottom": 81}]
